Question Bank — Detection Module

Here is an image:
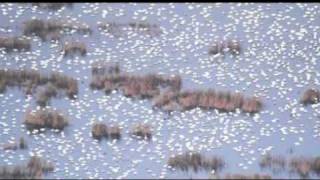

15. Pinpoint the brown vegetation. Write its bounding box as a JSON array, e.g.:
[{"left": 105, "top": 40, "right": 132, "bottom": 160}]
[
  {"left": 90, "top": 63, "right": 262, "bottom": 114},
  {"left": 208, "top": 39, "right": 241, "bottom": 55},
  {"left": 2, "top": 137, "right": 27, "bottom": 151},
  {"left": 0, "top": 69, "right": 78, "bottom": 103},
  {"left": 168, "top": 152, "right": 225, "bottom": 173},
  {"left": 91, "top": 123, "right": 121, "bottom": 141},
  {"left": 91, "top": 123, "right": 108, "bottom": 140},
  {"left": 288, "top": 156, "right": 320, "bottom": 178},
  {"left": 131, "top": 123, "right": 152, "bottom": 140},
  {"left": 258, "top": 155, "right": 320, "bottom": 178},
  {"left": 31, "top": 3, "right": 73, "bottom": 11},
  {"left": 153, "top": 89, "right": 261, "bottom": 113},
  {"left": 259, "top": 154, "right": 286, "bottom": 173},
  {"left": 23, "top": 19, "right": 91, "bottom": 41},
  {"left": 300, "top": 88, "right": 320, "bottom": 105},
  {"left": 63, "top": 41, "right": 87, "bottom": 57},
  {"left": 222, "top": 173, "right": 272, "bottom": 179},
  {"left": 24, "top": 108, "right": 69, "bottom": 131},
  {"left": 0, "top": 36, "right": 31, "bottom": 52},
  {"left": 108, "top": 125, "right": 121, "bottom": 140},
  {"left": 208, "top": 41, "right": 224, "bottom": 55},
  {"left": 0, "top": 156, "right": 54, "bottom": 179},
  {"left": 90, "top": 62, "right": 181, "bottom": 99}
]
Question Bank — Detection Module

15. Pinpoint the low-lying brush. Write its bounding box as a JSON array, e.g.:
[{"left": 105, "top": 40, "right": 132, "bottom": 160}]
[
  {"left": 0, "top": 156, "right": 54, "bottom": 179},
  {"left": 63, "top": 41, "right": 87, "bottom": 57},
  {"left": 90, "top": 62, "right": 181, "bottom": 99},
  {"left": 91, "top": 123, "right": 121, "bottom": 141},
  {"left": 153, "top": 89, "right": 262, "bottom": 113},
  {"left": 0, "top": 69, "right": 78, "bottom": 105},
  {"left": 208, "top": 39, "right": 241, "bottom": 56},
  {"left": 0, "top": 36, "right": 31, "bottom": 52},
  {"left": 222, "top": 173, "right": 272, "bottom": 179},
  {"left": 289, "top": 156, "right": 320, "bottom": 178},
  {"left": 2, "top": 137, "right": 27, "bottom": 151},
  {"left": 300, "top": 88, "right": 320, "bottom": 105},
  {"left": 168, "top": 152, "right": 225, "bottom": 173},
  {"left": 23, "top": 19, "right": 91, "bottom": 41},
  {"left": 259, "top": 154, "right": 286, "bottom": 173},
  {"left": 258, "top": 154, "right": 320, "bottom": 178},
  {"left": 31, "top": 3, "right": 73, "bottom": 11},
  {"left": 24, "top": 108, "right": 69, "bottom": 131},
  {"left": 91, "top": 123, "right": 108, "bottom": 140},
  {"left": 131, "top": 123, "right": 152, "bottom": 140}
]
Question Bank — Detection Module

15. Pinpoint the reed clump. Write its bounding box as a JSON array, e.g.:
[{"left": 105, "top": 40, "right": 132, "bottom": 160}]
[
  {"left": 168, "top": 152, "right": 225, "bottom": 173},
  {"left": 0, "top": 156, "right": 54, "bottom": 179},
  {"left": 131, "top": 123, "right": 152, "bottom": 140},
  {"left": 24, "top": 108, "right": 69, "bottom": 131},
  {"left": 300, "top": 88, "right": 320, "bottom": 105},
  {"left": 0, "top": 36, "right": 31, "bottom": 52}
]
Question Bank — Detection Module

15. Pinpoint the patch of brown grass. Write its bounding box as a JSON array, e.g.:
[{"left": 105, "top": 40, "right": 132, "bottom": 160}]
[
  {"left": 300, "top": 88, "right": 320, "bottom": 105},
  {"left": 168, "top": 152, "right": 225, "bottom": 173},
  {"left": 0, "top": 156, "right": 53, "bottom": 179},
  {"left": 223, "top": 173, "right": 272, "bottom": 179},
  {"left": 63, "top": 41, "right": 87, "bottom": 57},
  {"left": 31, "top": 3, "right": 73, "bottom": 11},
  {"left": 0, "top": 36, "right": 31, "bottom": 52},
  {"left": 131, "top": 123, "right": 152, "bottom": 140},
  {"left": 24, "top": 108, "right": 69, "bottom": 131},
  {"left": 259, "top": 154, "right": 286, "bottom": 173}
]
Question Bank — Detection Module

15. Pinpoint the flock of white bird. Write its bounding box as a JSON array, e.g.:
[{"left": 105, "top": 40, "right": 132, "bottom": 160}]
[{"left": 0, "top": 2, "right": 319, "bottom": 179}]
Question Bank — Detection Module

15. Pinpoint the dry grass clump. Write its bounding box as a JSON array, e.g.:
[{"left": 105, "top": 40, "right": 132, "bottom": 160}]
[
  {"left": 108, "top": 125, "right": 121, "bottom": 140},
  {"left": 50, "top": 72, "right": 78, "bottom": 99},
  {"left": 31, "top": 3, "right": 73, "bottom": 11},
  {"left": 131, "top": 123, "right": 152, "bottom": 140},
  {"left": 289, "top": 157, "right": 313, "bottom": 178},
  {"left": 226, "top": 39, "right": 241, "bottom": 55},
  {"left": 89, "top": 63, "right": 262, "bottom": 114},
  {"left": 259, "top": 154, "right": 286, "bottom": 173},
  {"left": 0, "top": 69, "right": 42, "bottom": 94},
  {"left": 208, "top": 41, "right": 224, "bottom": 55},
  {"left": 91, "top": 123, "right": 121, "bottom": 141},
  {"left": 288, "top": 156, "right": 320, "bottom": 178},
  {"left": 241, "top": 97, "right": 262, "bottom": 113},
  {"left": 168, "top": 152, "right": 225, "bottom": 173},
  {"left": 152, "top": 89, "right": 179, "bottom": 108},
  {"left": 121, "top": 75, "right": 161, "bottom": 98},
  {"left": 23, "top": 19, "right": 91, "bottom": 41},
  {"left": 0, "top": 156, "right": 54, "bottom": 179},
  {"left": 35, "top": 83, "right": 58, "bottom": 107},
  {"left": 257, "top": 155, "right": 320, "bottom": 178},
  {"left": 312, "top": 157, "right": 320, "bottom": 176},
  {"left": 91, "top": 123, "right": 108, "bottom": 140},
  {"left": 2, "top": 137, "right": 27, "bottom": 151},
  {"left": 208, "top": 39, "right": 241, "bottom": 55},
  {"left": 63, "top": 41, "right": 87, "bottom": 57},
  {"left": 23, "top": 19, "right": 62, "bottom": 41},
  {"left": 19, "top": 137, "right": 27, "bottom": 149},
  {"left": 0, "top": 36, "right": 31, "bottom": 52},
  {"left": 27, "top": 156, "right": 54, "bottom": 174},
  {"left": 152, "top": 89, "right": 261, "bottom": 113},
  {"left": 92, "top": 61, "right": 120, "bottom": 76},
  {"left": 119, "top": 74, "right": 180, "bottom": 98},
  {"left": 90, "top": 62, "right": 181, "bottom": 98},
  {"left": 0, "top": 69, "right": 78, "bottom": 103},
  {"left": 24, "top": 108, "right": 68, "bottom": 131},
  {"left": 222, "top": 173, "right": 272, "bottom": 179},
  {"left": 300, "top": 88, "right": 320, "bottom": 105}
]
